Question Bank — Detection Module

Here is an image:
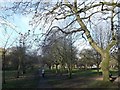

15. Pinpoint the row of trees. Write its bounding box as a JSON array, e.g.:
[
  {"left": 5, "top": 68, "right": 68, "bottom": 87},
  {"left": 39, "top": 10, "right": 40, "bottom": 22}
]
[
  {"left": 1, "top": 33, "right": 40, "bottom": 84},
  {"left": 3, "top": 42, "right": 118, "bottom": 77},
  {"left": 39, "top": 27, "right": 118, "bottom": 78},
  {"left": 3, "top": 48, "right": 37, "bottom": 76},
  {"left": 5, "top": 46, "right": 39, "bottom": 75},
  {"left": 41, "top": 30, "right": 77, "bottom": 78}
]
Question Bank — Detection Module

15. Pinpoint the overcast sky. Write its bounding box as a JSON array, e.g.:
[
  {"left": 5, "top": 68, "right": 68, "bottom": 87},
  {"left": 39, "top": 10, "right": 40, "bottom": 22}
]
[
  {"left": 0, "top": 0, "right": 118, "bottom": 51},
  {"left": 0, "top": 1, "right": 88, "bottom": 51}
]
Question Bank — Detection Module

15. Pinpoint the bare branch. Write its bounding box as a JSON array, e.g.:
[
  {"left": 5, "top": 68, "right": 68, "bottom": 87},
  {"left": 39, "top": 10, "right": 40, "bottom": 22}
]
[
  {"left": 76, "top": 2, "right": 120, "bottom": 14},
  {"left": 63, "top": 19, "right": 77, "bottom": 29},
  {"left": 50, "top": 26, "right": 83, "bottom": 35},
  {"left": 55, "top": 13, "right": 74, "bottom": 20}
]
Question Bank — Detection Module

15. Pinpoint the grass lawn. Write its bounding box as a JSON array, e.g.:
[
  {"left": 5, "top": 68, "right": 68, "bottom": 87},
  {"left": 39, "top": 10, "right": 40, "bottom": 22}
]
[
  {"left": 87, "top": 80, "right": 118, "bottom": 88},
  {"left": 45, "top": 68, "right": 119, "bottom": 88},
  {"left": 2, "top": 68, "right": 40, "bottom": 88},
  {"left": 3, "top": 68, "right": 119, "bottom": 88}
]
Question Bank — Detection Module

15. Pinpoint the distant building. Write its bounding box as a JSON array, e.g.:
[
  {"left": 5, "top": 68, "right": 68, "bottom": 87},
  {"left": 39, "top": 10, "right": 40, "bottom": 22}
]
[
  {"left": 0, "top": 47, "right": 18, "bottom": 56},
  {"left": 0, "top": 48, "right": 4, "bottom": 70},
  {"left": 6, "top": 47, "right": 17, "bottom": 55},
  {"left": 0, "top": 48, "right": 4, "bottom": 56}
]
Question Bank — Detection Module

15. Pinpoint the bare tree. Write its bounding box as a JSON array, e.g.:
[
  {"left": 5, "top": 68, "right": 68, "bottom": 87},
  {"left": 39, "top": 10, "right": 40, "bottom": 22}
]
[
  {"left": 0, "top": 17, "right": 20, "bottom": 83},
  {"left": 117, "top": 5, "right": 120, "bottom": 76}
]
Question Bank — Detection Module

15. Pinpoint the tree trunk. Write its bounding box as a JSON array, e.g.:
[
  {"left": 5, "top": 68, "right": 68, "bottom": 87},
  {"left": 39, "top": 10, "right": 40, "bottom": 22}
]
[
  {"left": 22, "top": 64, "right": 26, "bottom": 74},
  {"left": 68, "top": 64, "right": 72, "bottom": 79},
  {"left": 100, "top": 51, "right": 110, "bottom": 81},
  {"left": 17, "top": 57, "right": 21, "bottom": 78},
  {"left": 96, "top": 52, "right": 100, "bottom": 75},
  {"left": 69, "top": 68, "right": 72, "bottom": 79},
  {"left": 60, "top": 64, "right": 64, "bottom": 76},
  {"left": 118, "top": 45, "right": 120, "bottom": 76},
  {"left": 22, "top": 69, "right": 26, "bottom": 74},
  {"left": 17, "top": 64, "right": 21, "bottom": 78},
  {"left": 71, "top": 4, "right": 116, "bottom": 82},
  {"left": 55, "top": 64, "right": 58, "bottom": 74},
  {"left": 97, "top": 64, "right": 100, "bottom": 75},
  {"left": 69, "top": 70, "right": 72, "bottom": 78},
  {"left": 48, "top": 65, "right": 51, "bottom": 70},
  {"left": 2, "top": 51, "right": 6, "bottom": 84}
]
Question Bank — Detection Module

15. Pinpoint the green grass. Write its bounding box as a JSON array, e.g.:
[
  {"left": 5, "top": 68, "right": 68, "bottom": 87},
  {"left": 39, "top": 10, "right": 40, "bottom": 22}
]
[
  {"left": 87, "top": 80, "right": 118, "bottom": 88},
  {"left": 46, "top": 69, "right": 118, "bottom": 88},
  {"left": 3, "top": 68, "right": 118, "bottom": 88},
  {"left": 72, "top": 69, "right": 102, "bottom": 77},
  {"left": 3, "top": 77, "right": 39, "bottom": 88},
  {"left": 3, "top": 68, "right": 40, "bottom": 88},
  {"left": 46, "top": 68, "right": 118, "bottom": 77},
  {"left": 5, "top": 70, "right": 17, "bottom": 80},
  {"left": 109, "top": 70, "right": 118, "bottom": 76},
  {"left": 74, "top": 69, "right": 118, "bottom": 77}
]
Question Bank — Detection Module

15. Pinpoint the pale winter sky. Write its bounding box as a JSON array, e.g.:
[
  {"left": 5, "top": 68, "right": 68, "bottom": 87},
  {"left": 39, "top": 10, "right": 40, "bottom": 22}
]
[{"left": 0, "top": 0, "right": 118, "bottom": 52}]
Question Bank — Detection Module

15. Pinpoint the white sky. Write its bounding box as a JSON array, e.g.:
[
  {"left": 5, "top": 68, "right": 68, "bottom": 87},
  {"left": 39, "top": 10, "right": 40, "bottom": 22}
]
[{"left": 0, "top": 0, "right": 118, "bottom": 52}]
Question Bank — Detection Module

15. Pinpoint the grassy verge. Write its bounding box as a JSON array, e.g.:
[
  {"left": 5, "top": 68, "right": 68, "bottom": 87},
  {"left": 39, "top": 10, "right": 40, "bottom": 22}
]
[
  {"left": 87, "top": 80, "right": 118, "bottom": 88},
  {"left": 2, "top": 68, "right": 40, "bottom": 88},
  {"left": 46, "top": 69, "right": 118, "bottom": 88}
]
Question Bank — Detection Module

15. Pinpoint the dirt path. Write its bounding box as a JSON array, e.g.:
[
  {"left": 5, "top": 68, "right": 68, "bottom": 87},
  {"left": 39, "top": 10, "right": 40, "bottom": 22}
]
[
  {"left": 36, "top": 69, "right": 119, "bottom": 88},
  {"left": 37, "top": 71, "right": 95, "bottom": 88},
  {"left": 37, "top": 70, "right": 118, "bottom": 88},
  {"left": 37, "top": 69, "right": 54, "bottom": 88},
  {"left": 37, "top": 77, "right": 53, "bottom": 88}
]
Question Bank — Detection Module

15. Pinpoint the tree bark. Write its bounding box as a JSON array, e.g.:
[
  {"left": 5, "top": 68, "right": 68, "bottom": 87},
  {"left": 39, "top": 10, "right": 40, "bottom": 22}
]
[
  {"left": 100, "top": 51, "right": 110, "bottom": 81},
  {"left": 74, "top": 11, "right": 111, "bottom": 82},
  {"left": 68, "top": 64, "right": 72, "bottom": 78},
  {"left": 64, "top": 1, "right": 116, "bottom": 82},
  {"left": 97, "top": 64, "right": 100, "bottom": 75},
  {"left": 17, "top": 64, "right": 20, "bottom": 78},
  {"left": 69, "top": 69, "right": 72, "bottom": 78},
  {"left": 118, "top": 47, "right": 120, "bottom": 76},
  {"left": 60, "top": 64, "right": 64, "bottom": 76},
  {"left": 96, "top": 52, "right": 100, "bottom": 75},
  {"left": 17, "top": 56, "right": 21, "bottom": 78},
  {"left": 48, "top": 65, "right": 51, "bottom": 70},
  {"left": 55, "top": 64, "right": 58, "bottom": 74},
  {"left": 2, "top": 51, "right": 6, "bottom": 84},
  {"left": 22, "top": 63, "right": 26, "bottom": 74}
]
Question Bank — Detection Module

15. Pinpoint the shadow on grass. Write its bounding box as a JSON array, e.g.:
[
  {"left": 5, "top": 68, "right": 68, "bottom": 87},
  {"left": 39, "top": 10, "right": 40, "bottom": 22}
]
[
  {"left": 87, "top": 80, "right": 119, "bottom": 88},
  {"left": 3, "top": 77, "right": 40, "bottom": 88},
  {"left": 45, "top": 69, "right": 118, "bottom": 88},
  {"left": 3, "top": 69, "right": 40, "bottom": 88}
]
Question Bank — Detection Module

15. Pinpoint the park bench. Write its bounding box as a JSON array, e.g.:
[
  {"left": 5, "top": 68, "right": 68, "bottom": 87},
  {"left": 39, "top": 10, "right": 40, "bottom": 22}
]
[{"left": 109, "top": 74, "right": 118, "bottom": 82}]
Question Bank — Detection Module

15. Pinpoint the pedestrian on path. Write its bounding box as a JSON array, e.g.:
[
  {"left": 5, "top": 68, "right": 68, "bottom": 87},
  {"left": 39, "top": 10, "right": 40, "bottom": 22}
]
[{"left": 42, "top": 69, "right": 45, "bottom": 78}]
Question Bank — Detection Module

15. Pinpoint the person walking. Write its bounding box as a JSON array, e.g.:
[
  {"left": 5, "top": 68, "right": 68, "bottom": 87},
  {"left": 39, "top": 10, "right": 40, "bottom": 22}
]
[{"left": 42, "top": 69, "right": 45, "bottom": 78}]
